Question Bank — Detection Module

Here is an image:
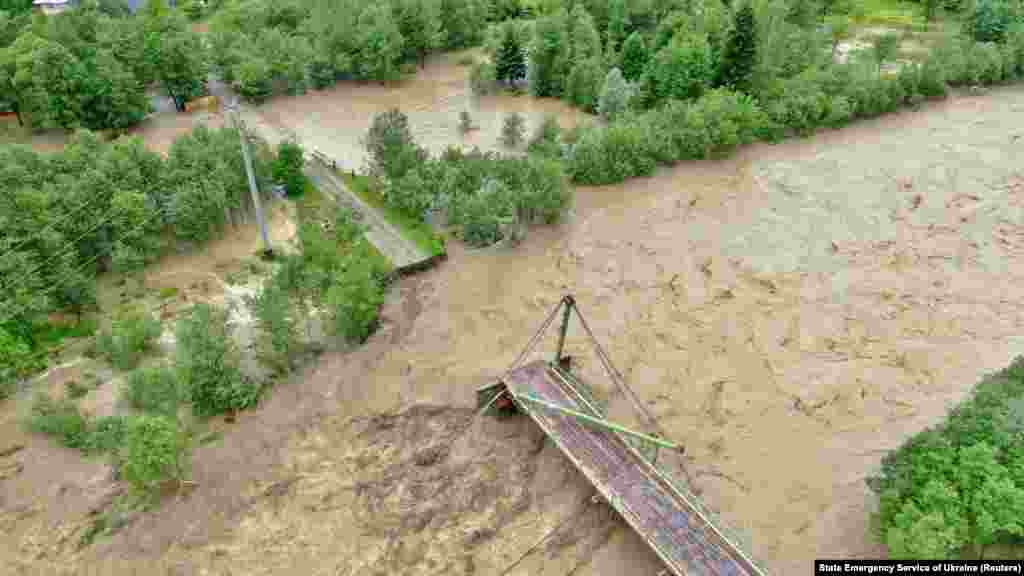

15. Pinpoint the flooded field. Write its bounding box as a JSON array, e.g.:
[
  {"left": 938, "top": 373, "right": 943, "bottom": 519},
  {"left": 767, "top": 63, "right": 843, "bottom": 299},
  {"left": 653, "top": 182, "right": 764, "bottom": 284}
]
[
  {"left": 254, "top": 50, "right": 595, "bottom": 170},
  {"left": 3, "top": 52, "right": 1024, "bottom": 575}
]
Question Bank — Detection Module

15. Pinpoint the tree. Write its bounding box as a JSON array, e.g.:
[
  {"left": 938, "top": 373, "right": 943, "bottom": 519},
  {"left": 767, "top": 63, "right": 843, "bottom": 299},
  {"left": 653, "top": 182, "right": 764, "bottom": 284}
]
[
  {"left": 0, "top": 327, "right": 33, "bottom": 399},
  {"left": 528, "top": 14, "right": 569, "bottom": 97},
  {"left": 251, "top": 281, "right": 301, "bottom": 374},
  {"left": 364, "top": 108, "right": 428, "bottom": 181},
  {"left": 155, "top": 26, "right": 207, "bottom": 111},
  {"left": 11, "top": 38, "right": 86, "bottom": 129},
  {"left": 121, "top": 414, "right": 189, "bottom": 494},
  {"left": 439, "top": 0, "right": 488, "bottom": 49},
  {"left": 566, "top": 57, "right": 605, "bottom": 112},
  {"left": 620, "top": 31, "right": 648, "bottom": 82},
  {"left": 500, "top": 111, "right": 526, "bottom": 148},
  {"left": 233, "top": 54, "right": 273, "bottom": 103},
  {"left": 640, "top": 36, "right": 714, "bottom": 106},
  {"left": 325, "top": 256, "right": 384, "bottom": 343},
  {"left": 393, "top": 0, "right": 443, "bottom": 67},
  {"left": 175, "top": 303, "right": 258, "bottom": 417},
  {"left": 571, "top": 3, "right": 603, "bottom": 62},
  {"left": 79, "top": 50, "right": 150, "bottom": 132},
  {"left": 606, "top": 0, "right": 628, "bottom": 53},
  {"left": 355, "top": 4, "right": 404, "bottom": 81},
  {"left": 273, "top": 140, "right": 306, "bottom": 197},
  {"left": 597, "top": 67, "right": 632, "bottom": 120},
  {"left": 719, "top": 1, "right": 757, "bottom": 92},
  {"left": 494, "top": 21, "right": 526, "bottom": 85}
]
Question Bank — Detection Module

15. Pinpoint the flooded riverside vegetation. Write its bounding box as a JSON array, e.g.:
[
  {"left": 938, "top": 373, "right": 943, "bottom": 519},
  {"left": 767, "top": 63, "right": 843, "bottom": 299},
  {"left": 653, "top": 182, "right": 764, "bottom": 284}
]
[{"left": 4, "top": 0, "right": 1024, "bottom": 572}]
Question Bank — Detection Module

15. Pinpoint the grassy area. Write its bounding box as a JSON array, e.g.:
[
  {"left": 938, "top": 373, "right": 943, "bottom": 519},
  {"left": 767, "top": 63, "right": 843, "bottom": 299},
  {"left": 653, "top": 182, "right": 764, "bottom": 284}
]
[
  {"left": 32, "top": 317, "right": 98, "bottom": 349},
  {"left": 337, "top": 172, "right": 447, "bottom": 259},
  {"left": 853, "top": 0, "right": 924, "bottom": 28}
]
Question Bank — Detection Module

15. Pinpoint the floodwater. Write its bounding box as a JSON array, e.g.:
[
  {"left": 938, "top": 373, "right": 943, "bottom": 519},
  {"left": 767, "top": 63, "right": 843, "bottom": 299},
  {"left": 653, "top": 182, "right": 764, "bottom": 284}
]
[
  {"left": 5, "top": 55, "right": 1024, "bottom": 575},
  {"left": 254, "top": 50, "right": 595, "bottom": 171}
]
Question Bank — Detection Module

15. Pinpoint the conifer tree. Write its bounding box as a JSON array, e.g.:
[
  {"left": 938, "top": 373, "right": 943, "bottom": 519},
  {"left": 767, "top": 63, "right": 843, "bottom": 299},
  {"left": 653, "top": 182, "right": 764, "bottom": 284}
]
[
  {"left": 719, "top": 1, "right": 757, "bottom": 93},
  {"left": 494, "top": 22, "right": 526, "bottom": 85}
]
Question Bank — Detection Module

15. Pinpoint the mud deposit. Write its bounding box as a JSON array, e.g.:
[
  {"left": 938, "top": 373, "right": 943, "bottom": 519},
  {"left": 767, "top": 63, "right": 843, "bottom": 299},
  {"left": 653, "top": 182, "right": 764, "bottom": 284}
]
[
  {"left": 4, "top": 81, "right": 1024, "bottom": 575},
  {"left": 254, "top": 50, "right": 594, "bottom": 171}
]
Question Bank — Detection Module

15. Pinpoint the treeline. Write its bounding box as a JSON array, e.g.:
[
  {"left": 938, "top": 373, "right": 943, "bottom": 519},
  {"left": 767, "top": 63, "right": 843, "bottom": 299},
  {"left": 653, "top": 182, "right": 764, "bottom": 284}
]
[
  {"left": 867, "top": 357, "right": 1024, "bottom": 558},
  {"left": 207, "top": 0, "right": 493, "bottom": 102},
  {"left": 0, "top": 0, "right": 208, "bottom": 131},
  {"left": 365, "top": 109, "right": 572, "bottom": 247},
  {"left": 0, "top": 125, "right": 273, "bottom": 392}
]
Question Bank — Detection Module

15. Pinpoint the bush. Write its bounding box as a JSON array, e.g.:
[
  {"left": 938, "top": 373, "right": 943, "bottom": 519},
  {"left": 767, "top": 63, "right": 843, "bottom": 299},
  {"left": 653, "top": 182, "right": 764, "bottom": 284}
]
[
  {"left": 121, "top": 414, "right": 189, "bottom": 495},
  {"left": 567, "top": 122, "right": 655, "bottom": 185},
  {"left": 123, "top": 365, "right": 180, "bottom": 417},
  {"left": 273, "top": 141, "right": 306, "bottom": 197},
  {"left": 867, "top": 357, "right": 1024, "bottom": 558},
  {"left": 527, "top": 114, "right": 563, "bottom": 157},
  {"left": 501, "top": 112, "right": 527, "bottom": 148},
  {"left": 967, "top": 0, "right": 1015, "bottom": 43},
  {"left": 87, "top": 415, "right": 128, "bottom": 455},
  {"left": 0, "top": 328, "right": 35, "bottom": 400},
  {"left": 566, "top": 58, "right": 606, "bottom": 113},
  {"left": 597, "top": 67, "right": 634, "bottom": 121},
  {"left": 459, "top": 178, "right": 517, "bottom": 246},
  {"left": 640, "top": 36, "right": 715, "bottom": 107},
  {"left": 251, "top": 282, "right": 301, "bottom": 374},
  {"left": 324, "top": 258, "right": 385, "bottom": 343},
  {"left": 516, "top": 157, "right": 572, "bottom": 224},
  {"left": 469, "top": 60, "right": 498, "bottom": 95},
  {"left": 95, "top": 310, "right": 162, "bottom": 371},
  {"left": 175, "top": 304, "right": 259, "bottom": 418},
  {"left": 27, "top": 393, "right": 92, "bottom": 450},
  {"left": 233, "top": 56, "right": 274, "bottom": 103},
  {"left": 364, "top": 109, "right": 428, "bottom": 182}
]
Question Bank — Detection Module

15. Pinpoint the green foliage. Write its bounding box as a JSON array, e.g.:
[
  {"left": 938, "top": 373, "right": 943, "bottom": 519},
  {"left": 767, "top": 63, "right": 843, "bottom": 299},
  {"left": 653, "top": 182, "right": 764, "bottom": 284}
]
[
  {"left": 967, "top": 0, "right": 1015, "bottom": 43},
  {"left": 500, "top": 111, "right": 526, "bottom": 148},
  {"left": 175, "top": 303, "right": 258, "bottom": 418},
  {"left": 526, "top": 113, "right": 563, "bottom": 157},
  {"left": 364, "top": 108, "right": 429, "bottom": 182},
  {"left": 393, "top": 0, "right": 443, "bottom": 66},
  {"left": 325, "top": 256, "right": 385, "bottom": 343},
  {"left": 459, "top": 178, "right": 517, "bottom": 246},
  {"left": 867, "top": 357, "right": 1024, "bottom": 558},
  {"left": 597, "top": 66, "right": 634, "bottom": 120},
  {"left": 27, "top": 393, "right": 92, "bottom": 450},
  {"left": 640, "top": 36, "right": 714, "bottom": 107},
  {"left": 87, "top": 415, "right": 127, "bottom": 454},
  {"left": 148, "top": 13, "right": 208, "bottom": 110},
  {"left": 273, "top": 141, "right": 306, "bottom": 197},
  {"left": 121, "top": 414, "right": 188, "bottom": 494},
  {"left": 570, "top": 3, "right": 603, "bottom": 62},
  {"left": 872, "top": 32, "right": 902, "bottom": 67},
  {"left": 251, "top": 280, "right": 301, "bottom": 374},
  {"left": 356, "top": 3, "right": 404, "bottom": 81},
  {"left": 619, "top": 31, "right": 648, "bottom": 82},
  {"left": 123, "top": 364, "right": 180, "bottom": 417},
  {"left": 720, "top": 2, "right": 758, "bottom": 92},
  {"left": 0, "top": 327, "right": 34, "bottom": 399},
  {"left": 528, "top": 14, "right": 569, "bottom": 97},
  {"left": 233, "top": 56, "right": 274, "bottom": 103},
  {"left": 566, "top": 57, "right": 606, "bottom": 112},
  {"left": 469, "top": 59, "right": 498, "bottom": 95},
  {"left": 495, "top": 21, "right": 526, "bottom": 84},
  {"left": 94, "top": 309, "right": 161, "bottom": 371}
]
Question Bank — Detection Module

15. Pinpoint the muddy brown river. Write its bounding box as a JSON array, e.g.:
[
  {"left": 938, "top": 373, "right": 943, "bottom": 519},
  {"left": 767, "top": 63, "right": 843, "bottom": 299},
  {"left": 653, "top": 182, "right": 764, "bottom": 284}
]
[{"left": 4, "top": 57, "right": 1024, "bottom": 576}]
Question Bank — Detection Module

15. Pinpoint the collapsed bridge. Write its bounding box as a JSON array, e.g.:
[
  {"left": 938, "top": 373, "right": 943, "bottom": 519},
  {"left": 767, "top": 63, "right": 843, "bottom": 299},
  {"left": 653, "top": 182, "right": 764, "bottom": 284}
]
[{"left": 477, "top": 296, "right": 770, "bottom": 576}]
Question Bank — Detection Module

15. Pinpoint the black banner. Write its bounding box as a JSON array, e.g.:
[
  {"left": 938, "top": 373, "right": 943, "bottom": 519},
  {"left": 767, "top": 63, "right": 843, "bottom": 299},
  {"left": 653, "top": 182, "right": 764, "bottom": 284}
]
[{"left": 815, "top": 560, "right": 1024, "bottom": 575}]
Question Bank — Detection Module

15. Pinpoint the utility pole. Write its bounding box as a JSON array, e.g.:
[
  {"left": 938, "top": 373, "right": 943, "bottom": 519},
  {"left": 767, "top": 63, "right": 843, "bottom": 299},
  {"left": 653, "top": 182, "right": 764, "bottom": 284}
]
[{"left": 226, "top": 99, "right": 272, "bottom": 258}]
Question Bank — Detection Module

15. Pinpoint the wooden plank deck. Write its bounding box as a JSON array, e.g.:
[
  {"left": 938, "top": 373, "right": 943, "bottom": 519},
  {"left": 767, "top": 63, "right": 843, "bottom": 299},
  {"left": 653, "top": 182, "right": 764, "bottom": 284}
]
[{"left": 503, "top": 360, "right": 767, "bottom": 576}]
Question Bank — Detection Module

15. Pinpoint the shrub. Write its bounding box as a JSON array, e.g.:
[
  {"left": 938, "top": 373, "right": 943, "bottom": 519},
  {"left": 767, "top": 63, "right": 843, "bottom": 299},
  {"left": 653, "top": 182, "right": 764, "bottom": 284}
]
[
  {"left": 971, "top": 41, "right": 1007, "bottom": 84},
  {"left": 233, "top": 56, "right": 274, "bottom": 103},
  {"left": 720, "top": 1, "right": 758, "bottom": 92},
  {"left": 640, "top": 36, "right": 714, "bottom": 107},
  {"left": 0, "top": 328, "right": 34, "bottom": 400},
  {"left": 324, "top": 258, "right": 385, "bottom": 343},
  {"left": 469, "top": 60, "right": 498, "bottom": 95},
  {"left": 500, "top": 112, "right": 527, "bottom": 148},
  {"left": 620, "top": 31, "right": 649, "bottom": 82},
  {"left": 460, "top": 178, "right": 517, "bottom": 246},
  {"left": 527, "top": 114, "right": 563, "bottom": 157},
  {"left": 682, "top": 89, "right": 766, "bottom": 158},
  {"left": 273, "top": 141, "right": 306, "bottom": 197},
  {"left": 251, "top": 282, "right": 301, "bottom": 375},
  {"left": 87, "top": 415, "right": 128, "bottom": 454},
  {"left": 872, "top": 32, "right": 903, "bottom": 68},
  {"left": 967, "top": 0, "right": 1015, "bottom": 43},
  {"left": 567, "top": 122, "right": 655, "bottom": 185},
  {"left": 364, "top": 109, "right": 429, "bottom": 182},
  {"left": 27, "top": 393, "right": 92, "bottom": 450},
  {"left": 121, "top": 414, "right": 189, "bottom": 495},
  {"left": 516, "top": 157, "right": 572, "bottom": 224},
  {"left": 566, "top": 58, "right": 606, "bottom": 113},
  {"left": 123, "top": 365, "right": 180, "bottom": 417},
  {"left": 175, "top": 304, "right": 259, "bottom": 418},
  {"left": 95, "top": 310, "right": 162, "bottom": 371},
  {"left": 868, "top": 356, "right": 1024, "bottom": 558},
  {"left": 919, "top": 53, "right": 950, "bottom": 97},
  {"left": 597, "top": 67, "right": 634, "bottom": 121}
]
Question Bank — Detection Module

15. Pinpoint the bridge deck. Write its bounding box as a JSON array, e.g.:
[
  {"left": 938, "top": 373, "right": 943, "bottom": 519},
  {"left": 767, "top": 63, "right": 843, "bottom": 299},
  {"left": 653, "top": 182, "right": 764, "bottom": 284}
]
[{"left": 503, "top": 361, "right": 766, "bottom": 576}]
